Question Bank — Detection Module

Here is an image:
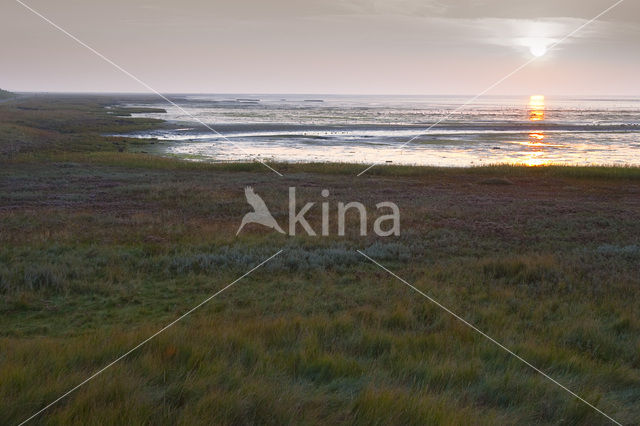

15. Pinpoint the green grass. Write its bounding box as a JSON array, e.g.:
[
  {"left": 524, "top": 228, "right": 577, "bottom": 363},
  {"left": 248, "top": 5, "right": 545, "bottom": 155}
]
[
  {"left": 1, "top": 95, "right": 639, "bottom": 424},
  {"left": 10, "top": 150, "right": 640, "bottom": 182}
]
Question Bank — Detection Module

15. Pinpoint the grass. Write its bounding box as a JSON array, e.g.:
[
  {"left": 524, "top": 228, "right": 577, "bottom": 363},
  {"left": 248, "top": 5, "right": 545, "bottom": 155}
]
[{"left": 1, "top": 95, "right": 639, "bottom": 424}]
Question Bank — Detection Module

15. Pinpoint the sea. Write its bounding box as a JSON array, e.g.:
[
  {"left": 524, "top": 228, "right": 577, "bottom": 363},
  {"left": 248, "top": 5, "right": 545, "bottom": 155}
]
[{"left": 119, "top": 94, "right": 640, "bottom": 167}]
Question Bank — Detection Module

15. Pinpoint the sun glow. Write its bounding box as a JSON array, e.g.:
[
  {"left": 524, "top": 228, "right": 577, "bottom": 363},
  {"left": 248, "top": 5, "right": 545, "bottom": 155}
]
[
  {"left": 529, "top": 43, "right": 548, "bottom": 57},
  {"left": 529, "top": 95, "right": 545, "bottom": 107},
  {"left": 521, "top": 35, "right": 553, "bottom": 58}
]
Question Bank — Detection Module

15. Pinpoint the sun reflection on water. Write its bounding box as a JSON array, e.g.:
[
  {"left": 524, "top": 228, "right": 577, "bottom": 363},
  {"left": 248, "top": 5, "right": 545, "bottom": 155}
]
[
  {"left": 522, "top": 95, "right": 553, "bottom": 166},
  {"left": 529, "top": 131, "right": 545, "bottom": 141},
  {"left": 528, "top": 95, "right": 545, "bottom": 122},
  {"left": 521, "top": 152, "right": 550, "bottom": 166}
]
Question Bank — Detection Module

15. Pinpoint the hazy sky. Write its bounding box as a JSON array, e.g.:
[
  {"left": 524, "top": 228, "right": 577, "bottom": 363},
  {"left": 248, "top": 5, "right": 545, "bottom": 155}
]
[{"left": 1, "top": 0, "right": 639, "bottom": 95}]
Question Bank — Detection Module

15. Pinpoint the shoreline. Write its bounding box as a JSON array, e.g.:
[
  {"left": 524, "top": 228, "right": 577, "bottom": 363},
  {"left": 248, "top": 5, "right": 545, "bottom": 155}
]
[
  {"left": 115, "top": 94, "right": 640, "bottom": 168},
  {"left": 0, "top": 93, "right": 639, "bottom": 178}
]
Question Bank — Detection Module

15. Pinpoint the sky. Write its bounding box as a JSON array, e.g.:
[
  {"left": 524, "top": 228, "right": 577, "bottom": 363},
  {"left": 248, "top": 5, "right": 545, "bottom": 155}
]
[{"left": 1, "top": 0, "right": 639, "bottom": 95}]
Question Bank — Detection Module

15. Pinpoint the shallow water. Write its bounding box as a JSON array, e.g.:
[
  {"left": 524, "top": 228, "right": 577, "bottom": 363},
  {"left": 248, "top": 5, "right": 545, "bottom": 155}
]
[{"left": 120, "top": 94, "right": 640, "bottom": 167}]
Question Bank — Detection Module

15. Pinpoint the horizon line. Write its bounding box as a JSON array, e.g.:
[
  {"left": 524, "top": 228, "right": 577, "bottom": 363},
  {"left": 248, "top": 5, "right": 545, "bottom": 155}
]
[{"left": 6, "top": 90, "right": 640, "bottom": 98}]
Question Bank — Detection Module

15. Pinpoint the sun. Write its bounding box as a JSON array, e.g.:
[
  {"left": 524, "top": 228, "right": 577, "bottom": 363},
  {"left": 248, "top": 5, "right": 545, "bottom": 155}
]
[
  {"left": 529, "top": 43, "right": 548, "bottom": 57},
  {"left": 520, "top": 34, "right": 553, "bottom": 58}
]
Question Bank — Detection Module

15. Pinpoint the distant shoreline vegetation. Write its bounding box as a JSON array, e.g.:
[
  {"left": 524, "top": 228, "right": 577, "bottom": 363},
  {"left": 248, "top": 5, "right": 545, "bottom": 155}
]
[{"left": 0, "top": 88, "right": 14, "bottom": 99}]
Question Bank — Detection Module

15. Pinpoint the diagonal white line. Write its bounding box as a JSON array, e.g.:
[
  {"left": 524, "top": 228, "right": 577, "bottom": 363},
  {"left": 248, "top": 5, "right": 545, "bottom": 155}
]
[
  {"left": 18, "top": 249, "right": 284, "bottom": 425},
  {"left": 357, "top": 0, "right": 625, "bottom": 176},
  {"left": 357, "top": 250, "right": 622, "bottom": 425},
  {"left": 14, "top": 0, "right": 284, "bottom": 177}
]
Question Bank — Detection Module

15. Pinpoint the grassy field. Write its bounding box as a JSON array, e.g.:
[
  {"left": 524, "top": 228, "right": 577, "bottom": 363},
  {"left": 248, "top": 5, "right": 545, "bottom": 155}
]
[{"left": 1, "top": 95, "right": 639, "bottom": 425}]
